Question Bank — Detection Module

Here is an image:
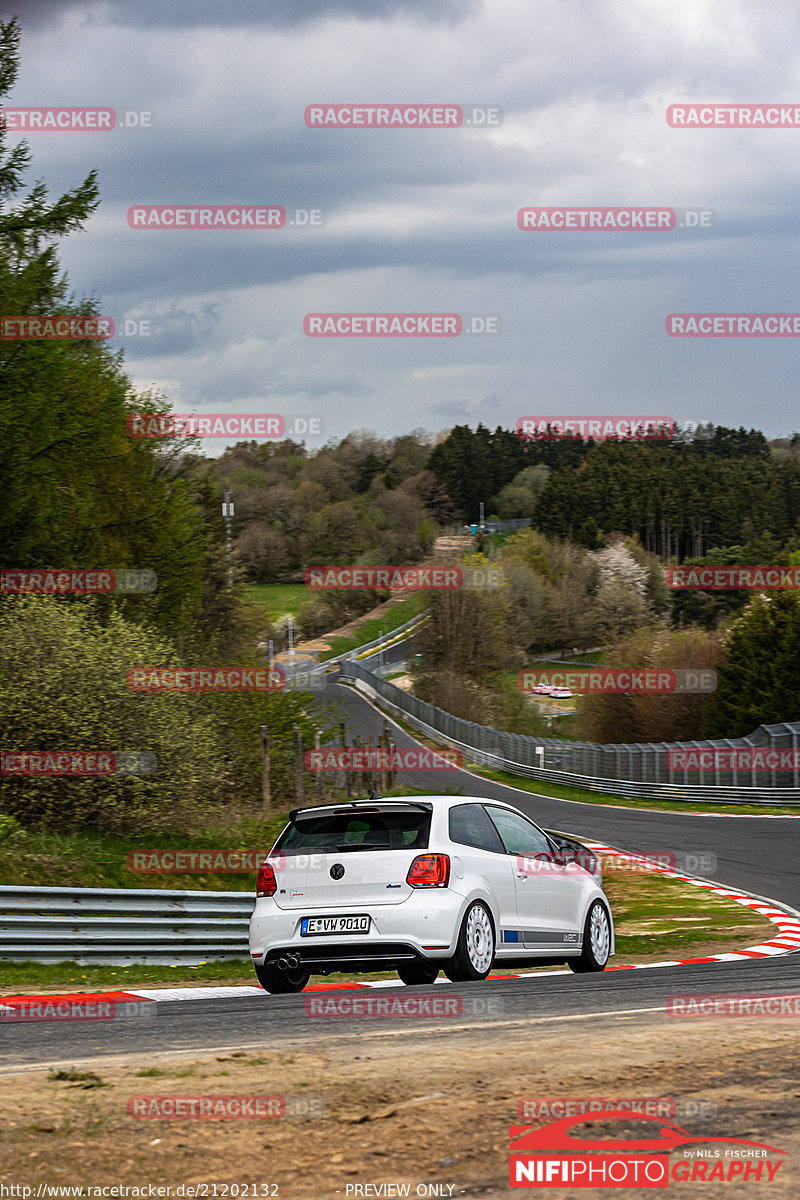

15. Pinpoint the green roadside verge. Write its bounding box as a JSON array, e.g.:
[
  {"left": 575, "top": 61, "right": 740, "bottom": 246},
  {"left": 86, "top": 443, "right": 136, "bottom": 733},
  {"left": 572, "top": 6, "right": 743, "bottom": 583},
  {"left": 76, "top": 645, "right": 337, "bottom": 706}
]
[
  {"left": 241, "top": 583, "right": 310, "bottom": 620},
  {"left": 0, "top": 861, "right": 776, "bottom": 994},
  {"left": 317, "top": 595, "right": 425, "bottom": 661},
  {"left": 466, "top": 762, "right": 800, "bottom": 816}
]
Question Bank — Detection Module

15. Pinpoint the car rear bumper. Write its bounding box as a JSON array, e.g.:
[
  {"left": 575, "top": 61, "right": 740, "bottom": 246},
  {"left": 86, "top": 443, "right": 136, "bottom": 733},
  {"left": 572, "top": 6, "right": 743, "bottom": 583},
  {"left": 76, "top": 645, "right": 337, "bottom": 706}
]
[{"left": 249, "top": 891, "right": 464, "bottom": 967}]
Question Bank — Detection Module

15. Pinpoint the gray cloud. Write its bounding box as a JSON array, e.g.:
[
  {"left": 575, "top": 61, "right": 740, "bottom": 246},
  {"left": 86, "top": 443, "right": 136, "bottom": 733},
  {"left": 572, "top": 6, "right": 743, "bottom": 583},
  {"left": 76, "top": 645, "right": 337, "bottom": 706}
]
[{"left": 4, "top": 0, "right": 479, "bottom": 30}]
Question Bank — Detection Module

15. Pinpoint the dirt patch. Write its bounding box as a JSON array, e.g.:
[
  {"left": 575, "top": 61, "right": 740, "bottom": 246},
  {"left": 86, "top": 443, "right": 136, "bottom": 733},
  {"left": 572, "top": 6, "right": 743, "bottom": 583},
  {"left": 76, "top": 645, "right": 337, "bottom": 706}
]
[{"left": 0, "top": 1013, "right": 798, "bottom": 1196}]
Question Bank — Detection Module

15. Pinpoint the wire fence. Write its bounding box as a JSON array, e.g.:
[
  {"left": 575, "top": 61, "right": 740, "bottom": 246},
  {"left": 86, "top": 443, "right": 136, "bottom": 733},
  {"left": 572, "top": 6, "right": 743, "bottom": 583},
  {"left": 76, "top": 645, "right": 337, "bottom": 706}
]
[{"left": 341, "top": 662, "right": 800, "bottom": 804}]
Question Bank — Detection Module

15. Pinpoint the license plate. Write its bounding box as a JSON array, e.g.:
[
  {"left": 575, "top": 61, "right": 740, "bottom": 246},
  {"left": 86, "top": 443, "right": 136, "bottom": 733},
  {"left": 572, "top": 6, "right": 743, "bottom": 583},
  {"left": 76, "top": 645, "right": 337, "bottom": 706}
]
[{"left": 300, "top": 914, "right": 371, "bottom": 936}]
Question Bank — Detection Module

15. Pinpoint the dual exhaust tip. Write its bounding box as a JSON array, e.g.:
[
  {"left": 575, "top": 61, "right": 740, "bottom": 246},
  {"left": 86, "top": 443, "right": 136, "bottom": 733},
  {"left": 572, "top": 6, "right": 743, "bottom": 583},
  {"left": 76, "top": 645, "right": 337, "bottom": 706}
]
[{"left": 275, "top": 953, "right": 301, "bottom": 971}]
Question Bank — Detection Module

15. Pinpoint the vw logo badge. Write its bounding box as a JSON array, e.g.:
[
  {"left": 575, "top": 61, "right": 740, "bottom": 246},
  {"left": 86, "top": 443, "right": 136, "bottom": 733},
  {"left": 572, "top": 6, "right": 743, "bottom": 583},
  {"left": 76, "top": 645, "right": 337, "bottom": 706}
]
[{"left": 330, "top": 863, "right": 345, "bottom": 880}]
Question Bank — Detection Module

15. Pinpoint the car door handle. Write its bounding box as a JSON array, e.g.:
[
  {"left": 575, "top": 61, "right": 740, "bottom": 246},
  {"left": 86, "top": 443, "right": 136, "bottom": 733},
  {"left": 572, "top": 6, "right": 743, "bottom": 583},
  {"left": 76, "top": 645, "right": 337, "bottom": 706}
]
[{"left": 516, "top": 872, "right": 529, "bottom": 879}]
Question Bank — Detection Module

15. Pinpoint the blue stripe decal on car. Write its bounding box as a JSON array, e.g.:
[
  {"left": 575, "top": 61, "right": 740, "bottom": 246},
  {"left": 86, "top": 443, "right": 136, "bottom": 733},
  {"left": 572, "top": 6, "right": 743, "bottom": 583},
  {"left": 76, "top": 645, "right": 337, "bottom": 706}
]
[{"left": 502, "top": 929, "right": 520, "bottom": 943}]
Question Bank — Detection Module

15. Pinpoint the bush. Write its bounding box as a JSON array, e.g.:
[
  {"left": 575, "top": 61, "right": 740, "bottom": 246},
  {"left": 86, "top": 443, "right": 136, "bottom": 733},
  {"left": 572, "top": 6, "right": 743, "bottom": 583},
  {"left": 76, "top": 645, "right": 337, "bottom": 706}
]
[{"left": 0, "top": 597, "right": 335, "bottom": 833}]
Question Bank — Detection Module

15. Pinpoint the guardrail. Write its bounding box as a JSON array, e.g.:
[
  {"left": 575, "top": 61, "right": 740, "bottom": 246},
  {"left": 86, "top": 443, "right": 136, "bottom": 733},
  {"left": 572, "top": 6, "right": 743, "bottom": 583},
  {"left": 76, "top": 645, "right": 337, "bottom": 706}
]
[
  {"left": 281, "top": 610, "right": 427, "bottom": 682},
  {"left": 342, "top": 662, "right": 800, "bottom": 803},
  {"left": 0, "top": 885, "right": 253, "bottom": 964}
]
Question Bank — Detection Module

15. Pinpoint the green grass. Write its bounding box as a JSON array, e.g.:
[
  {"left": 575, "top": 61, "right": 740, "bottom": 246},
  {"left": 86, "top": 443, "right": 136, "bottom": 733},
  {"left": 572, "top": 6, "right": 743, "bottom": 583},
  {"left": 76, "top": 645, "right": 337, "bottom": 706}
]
[
  {"left": 0, "top": 813, "right": 290, "bottom": 890},
  {"left": 465, "top": 762, "right": 800, "bottom": 815},
  {"left": 602, "top": 867, "right": 772, "bottom": 959},
  {"left": 531, "top": 650, "right": 605, "bottom": 666},
  {"left": 241, "top": 584, "right": 309, "bottom": 619},
  {"left": 0, "top": 960, "right": 259, "bottom": 992},
  {"left": 317, "top": 595, "right": 424, "bottom": 661}
]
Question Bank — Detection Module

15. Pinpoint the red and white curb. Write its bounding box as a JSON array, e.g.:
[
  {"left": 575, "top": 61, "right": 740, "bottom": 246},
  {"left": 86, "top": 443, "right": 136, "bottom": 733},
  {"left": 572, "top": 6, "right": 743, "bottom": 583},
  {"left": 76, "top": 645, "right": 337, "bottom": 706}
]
[
  {"left": 1, "top": 846, "right": 798, "bottom": 1010},
  {"left": 582, "top": 843, "right": 800, "bottom": 968}
]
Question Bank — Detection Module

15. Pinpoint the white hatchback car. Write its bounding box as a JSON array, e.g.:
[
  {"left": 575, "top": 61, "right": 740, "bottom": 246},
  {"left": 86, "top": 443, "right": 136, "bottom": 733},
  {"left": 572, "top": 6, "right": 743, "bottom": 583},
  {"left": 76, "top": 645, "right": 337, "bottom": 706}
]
[{"left": 249, "top": 796, "right": 614, "bottom": 993}]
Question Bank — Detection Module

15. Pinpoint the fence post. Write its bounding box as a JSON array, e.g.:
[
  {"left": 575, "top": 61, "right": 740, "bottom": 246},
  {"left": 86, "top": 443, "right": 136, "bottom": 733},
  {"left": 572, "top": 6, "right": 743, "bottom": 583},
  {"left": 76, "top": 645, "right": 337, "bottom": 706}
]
[
  {"left": 339, "top": 720, "right": 351, "bottom": 797},
  {"left": 388, "top": 738, "right": 396, "bottom": 790},
  {"left": 294, "top": 725, "right": 304, "bottom": 804},
  {"left": 314, "top": 730, "right": 322, "bottom": 800},
  {"left": 382, "top": 721, "right": 391, "bottom": 792},
  {"left": 365, "top": 735, "right": 375, "bottom": 793},
  {"left": 260, "top": 725, "right": 271, "bottom": 814}
]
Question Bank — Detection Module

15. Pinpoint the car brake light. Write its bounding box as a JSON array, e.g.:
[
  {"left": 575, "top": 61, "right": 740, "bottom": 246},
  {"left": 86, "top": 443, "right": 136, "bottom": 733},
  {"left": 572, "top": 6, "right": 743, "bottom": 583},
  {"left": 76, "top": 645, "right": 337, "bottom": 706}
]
[
  {"left": 406, "top": 853, "right": 450, "bottom": 888},
  {"left": 256, "top": 861, "right": 277, "bottom": 897}
]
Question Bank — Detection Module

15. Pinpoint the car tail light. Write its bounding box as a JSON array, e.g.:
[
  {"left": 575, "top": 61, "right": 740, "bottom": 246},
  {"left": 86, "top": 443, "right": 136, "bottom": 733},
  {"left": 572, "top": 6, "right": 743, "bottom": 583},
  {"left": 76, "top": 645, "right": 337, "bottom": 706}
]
[
  {"left": 406, "top": 853, "right": 450, "bottom": 888},
  {"left": 256, "top": 860, "right": 277, "bottom": 897}
]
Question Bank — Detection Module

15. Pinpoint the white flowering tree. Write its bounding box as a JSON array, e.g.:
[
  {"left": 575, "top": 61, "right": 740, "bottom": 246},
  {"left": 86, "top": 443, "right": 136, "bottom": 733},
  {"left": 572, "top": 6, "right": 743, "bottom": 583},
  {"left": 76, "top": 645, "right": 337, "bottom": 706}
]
[{"left": 589, "top": 541, "right": 651, "bottom": 637}]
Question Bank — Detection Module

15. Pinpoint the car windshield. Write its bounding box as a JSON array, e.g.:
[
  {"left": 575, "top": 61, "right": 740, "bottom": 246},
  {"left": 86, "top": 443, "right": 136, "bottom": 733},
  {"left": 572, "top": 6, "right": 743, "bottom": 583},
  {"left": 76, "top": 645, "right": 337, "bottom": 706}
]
[{"left": 276, "top": 808, "right": 431, "bottom": 853}]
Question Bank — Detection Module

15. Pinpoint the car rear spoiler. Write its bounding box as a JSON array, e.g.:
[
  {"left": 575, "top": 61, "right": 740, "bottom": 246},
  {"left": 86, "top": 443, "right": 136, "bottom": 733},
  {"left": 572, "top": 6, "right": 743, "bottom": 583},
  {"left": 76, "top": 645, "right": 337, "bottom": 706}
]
[{"left": 289, "top": 799, "right": 434, "bottom": 824}]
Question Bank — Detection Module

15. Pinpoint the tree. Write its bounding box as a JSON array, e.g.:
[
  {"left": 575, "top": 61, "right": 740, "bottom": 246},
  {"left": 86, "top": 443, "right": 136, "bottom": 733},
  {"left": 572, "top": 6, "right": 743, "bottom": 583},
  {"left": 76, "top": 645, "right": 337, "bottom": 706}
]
[
  {"left": 0, "top": 20, "right": 220, "bottom": 641},
  {"left": 493, "top": 464, "right": 550, "bottom": 518},
  {"left": 588, "top": 541, "right": 651, "bottom": 638},
  {"left": 704, "top": 592, "right": 800, "bottom": 736},
  {"left": 581, "top": 624, "right": 725, "bottom": 743}
]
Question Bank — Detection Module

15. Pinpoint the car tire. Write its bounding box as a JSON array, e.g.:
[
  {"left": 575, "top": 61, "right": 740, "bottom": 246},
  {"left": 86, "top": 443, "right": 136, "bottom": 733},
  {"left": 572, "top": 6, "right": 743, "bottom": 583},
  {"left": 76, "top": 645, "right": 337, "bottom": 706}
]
[
  {"left": 397, "top": 961, "right": 440, "bottom": 986},
  {"left": 254, "top": 961, "right": 311, "bottom": 993},
  {"left": 568, "top": 900, "right": 611, "bottom": 973},
  {"left": 443, "top": 901, "right": 495, "bottom": 982}
]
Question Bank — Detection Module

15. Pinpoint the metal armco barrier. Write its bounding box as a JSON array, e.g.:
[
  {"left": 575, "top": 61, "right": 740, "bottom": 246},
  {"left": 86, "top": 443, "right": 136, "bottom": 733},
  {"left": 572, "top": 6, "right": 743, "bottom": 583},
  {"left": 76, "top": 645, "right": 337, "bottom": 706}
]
[
  {"left": 341, "top": 661, "right": 800, "bottom": 803},
  {"left": 281, "top": 610, "right": 428, "bottom": 682},
  {"left": 0, "top": 885, "right": 254, "bottom": 963}
]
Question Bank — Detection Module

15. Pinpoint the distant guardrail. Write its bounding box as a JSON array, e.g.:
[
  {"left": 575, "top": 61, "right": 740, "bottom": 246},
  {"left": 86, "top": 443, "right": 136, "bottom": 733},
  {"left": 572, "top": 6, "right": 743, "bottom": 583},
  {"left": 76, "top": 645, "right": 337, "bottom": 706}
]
[
  {"left": 342, "top": 662, "right": 800, "bottom": 803},
  {"left": 0, "top": 885, "right": 253, "bottom": 964},
  {"left": 281, "top": 610, "right": 428, "bottom": 683}
]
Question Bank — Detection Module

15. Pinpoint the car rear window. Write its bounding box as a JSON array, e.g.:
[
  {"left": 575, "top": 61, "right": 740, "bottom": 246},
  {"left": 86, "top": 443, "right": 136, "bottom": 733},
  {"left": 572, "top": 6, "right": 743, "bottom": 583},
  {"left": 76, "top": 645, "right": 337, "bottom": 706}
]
[{"left": 276, "top": 808, "right": 431, "bottom": 853}]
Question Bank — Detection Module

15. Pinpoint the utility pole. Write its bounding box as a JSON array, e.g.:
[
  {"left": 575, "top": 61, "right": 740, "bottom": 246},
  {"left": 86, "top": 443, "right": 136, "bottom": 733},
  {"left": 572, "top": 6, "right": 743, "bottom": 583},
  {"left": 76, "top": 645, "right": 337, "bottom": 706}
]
[{"left": 222, "top": 489, "right": 234, "bottom": 587}]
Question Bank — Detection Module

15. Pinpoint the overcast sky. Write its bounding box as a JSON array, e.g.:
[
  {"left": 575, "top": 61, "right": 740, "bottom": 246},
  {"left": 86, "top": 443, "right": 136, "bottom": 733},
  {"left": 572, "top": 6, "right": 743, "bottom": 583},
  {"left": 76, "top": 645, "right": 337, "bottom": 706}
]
[{"left": 4, "top": 0, "right": 800, "bottom": 451}]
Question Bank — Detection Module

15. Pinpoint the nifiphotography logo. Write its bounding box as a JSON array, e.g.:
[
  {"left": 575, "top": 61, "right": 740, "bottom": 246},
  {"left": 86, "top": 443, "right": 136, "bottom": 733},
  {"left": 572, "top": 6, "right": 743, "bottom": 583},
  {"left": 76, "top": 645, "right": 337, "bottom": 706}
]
[{"left": 508, "top": 1110, "right": 784, "bottom": 1187}]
